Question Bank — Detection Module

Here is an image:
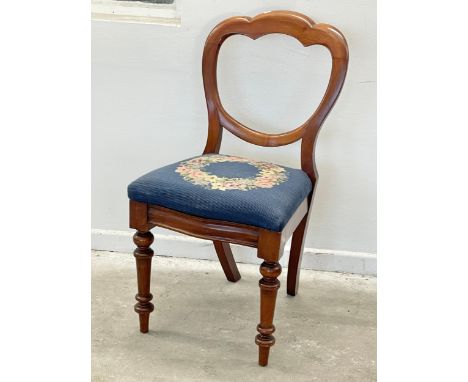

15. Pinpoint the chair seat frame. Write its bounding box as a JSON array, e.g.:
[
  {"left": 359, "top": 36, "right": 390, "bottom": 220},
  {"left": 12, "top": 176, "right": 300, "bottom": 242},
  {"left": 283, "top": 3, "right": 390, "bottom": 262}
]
[{"left": 129, "top": 10, "right": 348, "bottom": 367}]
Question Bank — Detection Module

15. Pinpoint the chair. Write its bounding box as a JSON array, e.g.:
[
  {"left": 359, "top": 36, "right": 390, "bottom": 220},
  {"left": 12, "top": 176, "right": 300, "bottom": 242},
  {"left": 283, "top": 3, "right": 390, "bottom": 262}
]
[{"left": 127, "top": 10, "right": 348, "bottom": 366}]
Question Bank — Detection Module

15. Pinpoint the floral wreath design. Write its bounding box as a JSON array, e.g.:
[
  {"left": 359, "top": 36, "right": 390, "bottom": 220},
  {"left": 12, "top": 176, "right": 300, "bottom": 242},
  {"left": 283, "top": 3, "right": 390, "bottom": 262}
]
[{"left": 175, "top": 155, "right": 288, "bottom": 191}]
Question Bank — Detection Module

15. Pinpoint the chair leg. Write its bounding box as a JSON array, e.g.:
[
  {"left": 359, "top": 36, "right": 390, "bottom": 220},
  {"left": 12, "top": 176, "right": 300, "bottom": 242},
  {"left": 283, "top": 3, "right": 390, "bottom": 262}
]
[
  {"left": 213, "top": 241, "right": 241, "bottom": 282},
  {"left": 133, "top": 230, "right": 154, "bottom": 333},
  {"left": 287, "top": 213, "right": 309, "bottom": 296},
  {"left": 255, "top": 261, "right": 282, "bottom": 366}
]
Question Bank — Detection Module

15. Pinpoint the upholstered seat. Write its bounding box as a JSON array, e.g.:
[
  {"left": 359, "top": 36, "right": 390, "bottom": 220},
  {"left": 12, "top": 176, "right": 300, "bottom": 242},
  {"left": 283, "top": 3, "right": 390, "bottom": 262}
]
[{"left": 128, "top": 154, "right": 312, "bottom": 231}]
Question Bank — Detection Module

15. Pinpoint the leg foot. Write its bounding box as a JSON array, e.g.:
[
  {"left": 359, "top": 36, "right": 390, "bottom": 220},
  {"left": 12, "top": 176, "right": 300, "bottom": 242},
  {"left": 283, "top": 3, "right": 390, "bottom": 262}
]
[
  {"left": 256, "top": 261, "right": 281, "bottom": 366},
  {"left": 138, "top": 312, "right": 150, "bottom": 334},
  {"left": 133, "top": 230, "right": 154, "bottom": 333},
  {"left": 287, "top": 213, "right": 309, "bottom": 296},
  {"left": 257, "top": 346, "right": 271, "bottom": 367}
]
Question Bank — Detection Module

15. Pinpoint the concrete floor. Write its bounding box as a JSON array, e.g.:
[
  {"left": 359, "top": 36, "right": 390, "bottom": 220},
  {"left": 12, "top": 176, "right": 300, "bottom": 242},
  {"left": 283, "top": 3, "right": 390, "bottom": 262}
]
[{"left": 92, "top": 251, "right": 376, "bottom": 382}]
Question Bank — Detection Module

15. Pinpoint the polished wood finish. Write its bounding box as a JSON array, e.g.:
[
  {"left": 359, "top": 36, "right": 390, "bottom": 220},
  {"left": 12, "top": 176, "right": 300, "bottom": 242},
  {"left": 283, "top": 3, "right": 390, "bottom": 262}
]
[
  {"left": 213, "top": 241, "right": 241, "bottom": 282},
  {"left": 256, "top": 261, "right": 282, "bottom": 366},
  {"left": 128, "top": 10, "right": 348, "bottom": 366},
  {"left": 287, "top": 212, "right": 310, "bottom": 296},
  {"left": 148, "top": 205, "right": 259, "bottom": 247},
  {"left": 133, "top": 230, "right": 154, "bottom": 333},
  {"left": 129, "top": 200, "right": 153, "bottom": 231},
  {"left": 202, "top": 10, "right": 348, "bottom": 184}
]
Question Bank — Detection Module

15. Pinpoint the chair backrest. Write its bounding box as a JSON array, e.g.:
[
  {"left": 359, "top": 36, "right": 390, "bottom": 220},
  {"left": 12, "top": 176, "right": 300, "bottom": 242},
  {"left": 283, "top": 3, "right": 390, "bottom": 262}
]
[{"left": 202, "top": 10, "right": 349, "bottom": 183}]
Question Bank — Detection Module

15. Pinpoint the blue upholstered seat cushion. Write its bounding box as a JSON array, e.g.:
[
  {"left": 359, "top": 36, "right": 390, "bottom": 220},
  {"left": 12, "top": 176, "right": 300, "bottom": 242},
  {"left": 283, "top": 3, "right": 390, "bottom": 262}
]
[{"left": 127, "top": 154, "right": 312, "bottom": 231}]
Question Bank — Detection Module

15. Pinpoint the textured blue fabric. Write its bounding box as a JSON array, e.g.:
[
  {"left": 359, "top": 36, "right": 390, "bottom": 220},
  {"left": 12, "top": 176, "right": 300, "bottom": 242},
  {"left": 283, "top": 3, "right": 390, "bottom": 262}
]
[{"left": 127, "top": 154, "right": 312, "bottom": 231}]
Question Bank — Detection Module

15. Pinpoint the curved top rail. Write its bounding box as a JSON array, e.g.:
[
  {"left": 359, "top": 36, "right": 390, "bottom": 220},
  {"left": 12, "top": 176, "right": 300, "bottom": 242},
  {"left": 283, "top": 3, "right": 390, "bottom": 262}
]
[{"left": 202, "top": 10, "right": 349, "bottom": 182}]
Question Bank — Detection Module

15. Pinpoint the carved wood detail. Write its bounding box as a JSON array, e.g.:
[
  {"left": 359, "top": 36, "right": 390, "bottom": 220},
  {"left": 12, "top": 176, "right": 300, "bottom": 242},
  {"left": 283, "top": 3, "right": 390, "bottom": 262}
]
[
  {"left": 256, "top": 261, "right": 282, "bottom": 366},
  {"left": 133, "top": 230, "right": 155, "bottom": 333},
  {"left": 202, "top": 10, "right": 349, "bottom": 184}
]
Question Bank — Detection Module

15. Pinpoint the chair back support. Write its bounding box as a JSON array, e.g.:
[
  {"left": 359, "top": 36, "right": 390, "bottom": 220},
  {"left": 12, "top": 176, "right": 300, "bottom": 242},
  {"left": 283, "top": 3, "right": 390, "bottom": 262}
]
[{"left": 202, "top": 11, "right": 349, "bottom": 183}]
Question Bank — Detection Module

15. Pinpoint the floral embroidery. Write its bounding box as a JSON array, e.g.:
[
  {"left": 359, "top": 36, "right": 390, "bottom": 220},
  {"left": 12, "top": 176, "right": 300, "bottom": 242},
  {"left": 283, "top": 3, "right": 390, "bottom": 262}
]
[{"left": 175, "top": 155, "right": 288, "bottom": 191}]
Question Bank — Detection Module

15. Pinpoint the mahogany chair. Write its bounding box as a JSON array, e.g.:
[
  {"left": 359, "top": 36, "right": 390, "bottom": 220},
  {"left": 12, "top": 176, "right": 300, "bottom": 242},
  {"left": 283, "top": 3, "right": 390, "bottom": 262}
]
[{"left": 127, "top": 10, "right": 348, "bottom": 366}]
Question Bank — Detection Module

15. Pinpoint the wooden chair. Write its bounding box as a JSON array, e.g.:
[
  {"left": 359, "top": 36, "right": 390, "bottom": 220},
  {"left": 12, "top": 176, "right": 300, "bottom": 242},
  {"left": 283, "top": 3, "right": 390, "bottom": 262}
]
[{"left": 127, "top": 10, "right": 348, "bottom": 366}]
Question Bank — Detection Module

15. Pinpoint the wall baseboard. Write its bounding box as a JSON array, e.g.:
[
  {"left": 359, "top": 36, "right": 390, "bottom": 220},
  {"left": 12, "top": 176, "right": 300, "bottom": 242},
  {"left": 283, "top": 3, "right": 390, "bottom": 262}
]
[{"left": 92, "top": 229, "right": 376, "bottom": 276}]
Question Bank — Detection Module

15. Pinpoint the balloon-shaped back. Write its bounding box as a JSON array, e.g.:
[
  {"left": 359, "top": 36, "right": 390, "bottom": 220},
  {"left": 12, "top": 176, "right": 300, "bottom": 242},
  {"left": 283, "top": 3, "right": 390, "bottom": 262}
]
[{"left": 202, "top": 10, "right": 349, "bottom": 183}]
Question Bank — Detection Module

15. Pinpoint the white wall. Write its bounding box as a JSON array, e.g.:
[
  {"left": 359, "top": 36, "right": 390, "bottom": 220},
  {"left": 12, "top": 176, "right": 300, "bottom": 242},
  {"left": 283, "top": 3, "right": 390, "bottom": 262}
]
[{"left": 92, "top": 0, "right": 376, "bottom": 253}]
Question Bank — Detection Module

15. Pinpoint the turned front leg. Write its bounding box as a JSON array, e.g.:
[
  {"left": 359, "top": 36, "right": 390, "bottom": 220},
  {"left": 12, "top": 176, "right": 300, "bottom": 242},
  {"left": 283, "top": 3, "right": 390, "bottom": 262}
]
[
  {"left": 256, "top": 261, "right": 282, "bottom": 366},
  {"left": 133, "top": 230, "right": 154, "bottom": 333}
]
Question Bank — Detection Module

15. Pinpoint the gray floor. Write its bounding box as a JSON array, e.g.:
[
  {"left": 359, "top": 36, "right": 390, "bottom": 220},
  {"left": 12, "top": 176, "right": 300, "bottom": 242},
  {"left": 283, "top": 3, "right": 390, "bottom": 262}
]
[{"left": 92, "top": 251, "right": 376, "bottom": 382}]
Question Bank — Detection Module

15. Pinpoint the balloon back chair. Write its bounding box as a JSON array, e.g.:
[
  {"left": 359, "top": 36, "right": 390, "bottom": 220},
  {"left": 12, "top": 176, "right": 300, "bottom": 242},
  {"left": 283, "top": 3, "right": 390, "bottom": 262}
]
[{"left": 127, "top": 10, "right": 348, "bottom": 366}]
